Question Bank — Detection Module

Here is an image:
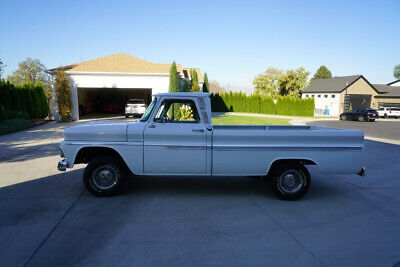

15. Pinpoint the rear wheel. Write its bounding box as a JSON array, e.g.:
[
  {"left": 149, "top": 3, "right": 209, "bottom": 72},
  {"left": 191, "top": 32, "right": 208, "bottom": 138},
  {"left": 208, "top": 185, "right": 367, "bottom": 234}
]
[
  {"left": 125, "top": 115, "right": 129, "bottom": 118},
  {"left": 83, "top": 156, "right": 127, "bottom": 196},
  {"left": 340, "top": 115, "right": 347, "bottom": 121},
  {"left": 369, "top": 119, "right": 375, "bottom": 122},
  {"left": 358, "top": 116, "right": 365, "bottom": 122},
  {"left": 269, "top": 164, "right": 311, "bottom": 200}
]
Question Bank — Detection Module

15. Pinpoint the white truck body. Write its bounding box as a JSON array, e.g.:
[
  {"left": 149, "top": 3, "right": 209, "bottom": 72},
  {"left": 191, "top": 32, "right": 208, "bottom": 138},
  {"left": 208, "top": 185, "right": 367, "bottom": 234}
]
[
  {"left": 58, "top": 93, "right": 365, "bottom": 199},
  {"left": 60, "top": 93, "right": 364, "bottom": 176}
]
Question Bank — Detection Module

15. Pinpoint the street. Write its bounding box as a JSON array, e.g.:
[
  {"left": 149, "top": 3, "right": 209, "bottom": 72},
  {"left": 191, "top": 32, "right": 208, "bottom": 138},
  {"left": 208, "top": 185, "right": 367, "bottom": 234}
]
[{"left": 0, "top": 122, "right": 400, "bottom": 266}]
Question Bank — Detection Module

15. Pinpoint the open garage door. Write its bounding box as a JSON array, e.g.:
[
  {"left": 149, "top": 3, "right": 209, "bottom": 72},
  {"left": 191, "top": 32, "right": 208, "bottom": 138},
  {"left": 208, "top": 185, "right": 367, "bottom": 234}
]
[
  {"left": 77, "top": 88, "right": 152, "bottom": 119},
  {"left": 344, "top": 94, "right": 371, "bottom": 111}
]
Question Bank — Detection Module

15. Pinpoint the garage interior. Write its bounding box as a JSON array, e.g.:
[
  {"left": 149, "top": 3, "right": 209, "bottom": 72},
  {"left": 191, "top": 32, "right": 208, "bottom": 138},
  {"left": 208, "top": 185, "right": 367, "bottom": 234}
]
[
  {"left": 77, "top": 88, "right": 152, "bottom": 118},
  {"left": 344, "top": 94, "right": 372, "bottom": 110}
]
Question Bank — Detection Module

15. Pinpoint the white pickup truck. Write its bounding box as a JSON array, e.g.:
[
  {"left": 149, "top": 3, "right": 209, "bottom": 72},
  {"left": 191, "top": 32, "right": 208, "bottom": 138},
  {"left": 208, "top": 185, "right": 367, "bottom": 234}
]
[{"left": 58, "top": 92, "right": 365, "bottom": 200}]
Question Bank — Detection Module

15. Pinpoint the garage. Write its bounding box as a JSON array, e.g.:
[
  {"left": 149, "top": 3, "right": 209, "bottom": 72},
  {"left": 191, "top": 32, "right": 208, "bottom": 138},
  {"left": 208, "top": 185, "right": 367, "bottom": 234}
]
[
  {"left": 344, "top": 94, "right": 371, "bottom": 110},
  {"left": 77, "top": 88, "right": 152, "bottom": 118}
]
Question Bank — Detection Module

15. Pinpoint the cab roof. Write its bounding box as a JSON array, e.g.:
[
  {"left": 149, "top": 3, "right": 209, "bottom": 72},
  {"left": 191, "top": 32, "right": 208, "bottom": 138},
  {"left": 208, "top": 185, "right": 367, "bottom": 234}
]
[{"left": 153, "top": 92, "right": 211, "bottom": 97}]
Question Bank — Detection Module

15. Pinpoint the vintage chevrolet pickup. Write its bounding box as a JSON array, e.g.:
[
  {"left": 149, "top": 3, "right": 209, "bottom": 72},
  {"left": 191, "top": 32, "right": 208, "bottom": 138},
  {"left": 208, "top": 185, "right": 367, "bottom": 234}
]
[{"left": 58, "top": 92, "right": 365, "bottom": 200}]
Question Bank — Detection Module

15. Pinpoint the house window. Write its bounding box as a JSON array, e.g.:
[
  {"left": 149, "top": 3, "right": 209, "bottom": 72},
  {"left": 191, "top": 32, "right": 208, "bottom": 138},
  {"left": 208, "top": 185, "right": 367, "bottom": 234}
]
[
  {"left": 305, "top": 94, "right": 309, "bottom": 98},
  {"left": 324, "top": 95, "right": 328, "bottom": 98},
  {"left": 312, "top": 95, "right": 314, "bottom": 98},
  {"left": 317, "top": 95, "right": 321, "bottom": 98},
  {"left": 331, "top": 95, "right": 335, "bottom": 98},
  {"left": 183, "top": 70, "right": 189, "bottom": 79}
]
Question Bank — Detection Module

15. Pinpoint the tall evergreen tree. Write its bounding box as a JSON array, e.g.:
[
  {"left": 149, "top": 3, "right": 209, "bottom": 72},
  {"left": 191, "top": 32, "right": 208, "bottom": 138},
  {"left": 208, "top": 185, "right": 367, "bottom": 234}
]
[
  {"left": 203, "top": 72, "right": 209, "bottom": 92},
  {"left": 190, "top": 69, "right": 200, "bottom": 92},
  {"left": 311, "top": 65, "right": 332, "bottom": 82},
  {"left": 168, "top": 61, "right": 179, "bottom": 92}
]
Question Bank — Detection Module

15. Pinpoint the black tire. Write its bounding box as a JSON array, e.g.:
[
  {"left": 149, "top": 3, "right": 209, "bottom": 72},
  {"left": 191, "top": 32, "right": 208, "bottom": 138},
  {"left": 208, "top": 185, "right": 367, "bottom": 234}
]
[
  {"left": 384, "top": 113, "right": 388, "bottom": 118},
  {"left": 83, "top": 156, "right": 126, "bottom": 196},
  {"left": 269, "top": 164, "right": 311, "bottom": 200},
  {"left": 369, "top": 119, "right": 375, "bottom": 122},
  {"left": 358, "top": 116, "right": 365, "bottom": 122},
  {"left": 125, "top": 115, "right": 129, "bottom": 118},
  {"left": 340, "top": 115, "right": 346, "bottom": 121}
]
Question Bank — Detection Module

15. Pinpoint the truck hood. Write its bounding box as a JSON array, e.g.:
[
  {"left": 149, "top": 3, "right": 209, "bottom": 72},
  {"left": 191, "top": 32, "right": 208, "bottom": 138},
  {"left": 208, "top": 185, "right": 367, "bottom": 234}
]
[{"left": 64, "top": 121, "right": 130, "bottom": 142}]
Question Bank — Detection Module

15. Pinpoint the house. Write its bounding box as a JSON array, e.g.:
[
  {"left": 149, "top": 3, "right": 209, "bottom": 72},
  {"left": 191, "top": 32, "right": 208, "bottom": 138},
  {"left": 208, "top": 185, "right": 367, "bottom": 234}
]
[
  {"left": 47, "top": 53, "right": 203, "bottom": 120},
  {"left": 301, "top": 75, "right": 400, "bottom": 116},
  {"left": 373, "top": 81, "right": 400, "bottom": 108}
]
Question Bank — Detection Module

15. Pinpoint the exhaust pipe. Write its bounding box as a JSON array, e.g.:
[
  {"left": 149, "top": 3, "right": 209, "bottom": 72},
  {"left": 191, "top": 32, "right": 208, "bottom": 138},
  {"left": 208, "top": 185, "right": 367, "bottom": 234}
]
[{"left": 358, "top": 167, "right": 366, "bottom": 176}]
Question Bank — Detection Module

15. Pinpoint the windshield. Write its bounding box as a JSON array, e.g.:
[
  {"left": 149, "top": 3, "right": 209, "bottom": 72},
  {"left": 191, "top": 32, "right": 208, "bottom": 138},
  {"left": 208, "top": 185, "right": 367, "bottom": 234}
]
[{"left": 140, "top": 98, "right": 157, "bottom": 122}]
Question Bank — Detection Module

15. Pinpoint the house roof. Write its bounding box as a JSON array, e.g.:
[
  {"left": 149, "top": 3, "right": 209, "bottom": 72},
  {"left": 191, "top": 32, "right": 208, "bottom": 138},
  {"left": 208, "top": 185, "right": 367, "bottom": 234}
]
[
  {"left": 48, "top": 53, "right": 203, "bottom": 81},
  {"left": 373, "top": 84, "right": 400, "bottom": 98},
  {"left": 182, "top": 68, "right": 203, "bottom": 82},
  {"left": 301, "top": 75, "right": 365, "bottom": 93},
  {"left": 387, "top": 79, "right": 400, "bottom": 85}
]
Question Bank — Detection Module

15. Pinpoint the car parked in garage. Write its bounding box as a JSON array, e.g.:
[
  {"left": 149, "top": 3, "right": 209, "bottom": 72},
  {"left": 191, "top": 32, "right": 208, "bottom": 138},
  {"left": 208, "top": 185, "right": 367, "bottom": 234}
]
[
  {"left": 377, "top": 107, "right": 400, "bottom": 118},
  {"left": 340, "top": 108, "right": 379, "bottom": 122},
  {"left": 125, "top": 99, "right": 146, "bottom": 118}
]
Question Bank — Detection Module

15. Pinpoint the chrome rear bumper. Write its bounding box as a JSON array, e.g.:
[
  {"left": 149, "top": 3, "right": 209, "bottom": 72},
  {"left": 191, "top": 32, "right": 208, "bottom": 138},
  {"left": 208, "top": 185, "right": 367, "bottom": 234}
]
[{"left": 58, "top": 159, "right": 67, "bottom": 171}]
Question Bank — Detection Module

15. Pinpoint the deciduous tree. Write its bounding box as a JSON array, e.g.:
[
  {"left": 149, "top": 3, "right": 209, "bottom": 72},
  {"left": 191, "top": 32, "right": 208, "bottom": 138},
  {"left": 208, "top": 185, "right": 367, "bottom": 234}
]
[
  {"left": 277, "top": 67, "right": 310, "bottom": 97},
  {"left": 7, "top": 58, "right": 52, "bottom": 97},
  {"left": 0, "top": 59, "right": 5, "bottom": 79},
  {"left": 209, "top": 80, "right": 225, "bottom": 94},
  {"left": 311, "top": 65, "right": 332, "bottom": 82},
  {"left": 253, "top": 67, "right": 281, "bottom": 96},
  {"left": 394, "top": 64, "right": 400, "bottom": 79}
]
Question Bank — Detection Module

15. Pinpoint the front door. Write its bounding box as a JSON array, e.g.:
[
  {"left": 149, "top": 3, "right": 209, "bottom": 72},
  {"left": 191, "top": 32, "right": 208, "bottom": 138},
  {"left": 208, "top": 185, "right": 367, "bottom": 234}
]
[{"left": 143, "top": 98, "right": 207, "bottom": 175}]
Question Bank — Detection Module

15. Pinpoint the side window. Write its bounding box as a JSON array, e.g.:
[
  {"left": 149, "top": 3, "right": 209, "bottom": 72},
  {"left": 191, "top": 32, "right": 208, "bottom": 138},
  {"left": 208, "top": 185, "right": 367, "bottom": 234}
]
[{"left": 154, "top": 99, "right": 200, "bottom": 123}]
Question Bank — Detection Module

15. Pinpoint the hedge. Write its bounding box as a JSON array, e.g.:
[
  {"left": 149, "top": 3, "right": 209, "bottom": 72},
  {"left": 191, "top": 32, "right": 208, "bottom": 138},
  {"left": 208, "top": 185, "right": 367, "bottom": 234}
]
[
  {"left": 211, "top": 92, "right": 314, "bottom": 116},
  {"left": 0, "top": 118, "right": 31, "bottom": 135},
  {"left": 0, "top": 80, "right": 48, "bottom": 120}
]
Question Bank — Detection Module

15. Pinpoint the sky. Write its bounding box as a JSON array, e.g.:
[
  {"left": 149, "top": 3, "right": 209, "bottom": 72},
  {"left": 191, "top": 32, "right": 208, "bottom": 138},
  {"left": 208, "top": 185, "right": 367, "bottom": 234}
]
[{"left": 0, "top": 0, "right": 399, "bottom": 93}]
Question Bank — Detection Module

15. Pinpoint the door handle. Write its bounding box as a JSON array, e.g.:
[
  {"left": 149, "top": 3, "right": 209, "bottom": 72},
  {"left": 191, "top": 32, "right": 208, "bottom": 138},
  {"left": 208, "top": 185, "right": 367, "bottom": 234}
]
[
  {"left": 148, "top": 124, "right": 156, "bottom": 128},
  {"left": 192, "top": 129, "right": 204, "bottom": 132}
]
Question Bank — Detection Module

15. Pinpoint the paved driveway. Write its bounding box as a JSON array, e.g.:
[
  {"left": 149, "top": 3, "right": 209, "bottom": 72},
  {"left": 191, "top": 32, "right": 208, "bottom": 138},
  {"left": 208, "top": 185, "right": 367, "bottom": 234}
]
[
  {"left": 1, "top": 122, "right": 400, "bottom": 266},
  {"left": 307, "top": 120, "right": 400, "bottom": 142}
]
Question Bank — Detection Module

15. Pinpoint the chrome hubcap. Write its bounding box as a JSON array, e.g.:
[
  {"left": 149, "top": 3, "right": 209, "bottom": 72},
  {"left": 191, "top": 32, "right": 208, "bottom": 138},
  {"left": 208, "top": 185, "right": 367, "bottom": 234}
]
[
  {"left": 92, "top": 165, "right": 118, "bottom": 190},
  {"left": 278, "top": 170, "right": 304, "bottom": 193}
]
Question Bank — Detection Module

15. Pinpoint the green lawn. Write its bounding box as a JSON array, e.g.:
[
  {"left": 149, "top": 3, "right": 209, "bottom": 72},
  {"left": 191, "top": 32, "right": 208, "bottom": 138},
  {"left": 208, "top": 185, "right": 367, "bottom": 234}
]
[{"left": 212, "top": 114, "right": 291, "bottom": 125}]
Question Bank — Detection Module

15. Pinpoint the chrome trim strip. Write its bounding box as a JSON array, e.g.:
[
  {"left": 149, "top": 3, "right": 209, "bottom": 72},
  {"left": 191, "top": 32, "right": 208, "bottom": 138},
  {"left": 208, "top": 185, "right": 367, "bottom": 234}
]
[{"left": 212, "top": 146, "right": 363, "bottom": 151}]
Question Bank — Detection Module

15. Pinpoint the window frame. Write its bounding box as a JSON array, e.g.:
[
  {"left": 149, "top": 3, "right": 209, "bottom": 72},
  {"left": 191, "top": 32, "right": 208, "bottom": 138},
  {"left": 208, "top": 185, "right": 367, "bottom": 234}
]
[{"left": 151, "top": 97, "right": 203, "bottom": 124}]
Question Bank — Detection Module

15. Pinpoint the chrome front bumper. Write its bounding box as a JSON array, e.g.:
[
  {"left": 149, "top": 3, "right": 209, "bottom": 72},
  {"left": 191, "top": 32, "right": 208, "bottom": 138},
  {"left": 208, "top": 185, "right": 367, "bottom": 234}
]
[{"left": 58, "top": 159, "right": 67, "bottom": 171}]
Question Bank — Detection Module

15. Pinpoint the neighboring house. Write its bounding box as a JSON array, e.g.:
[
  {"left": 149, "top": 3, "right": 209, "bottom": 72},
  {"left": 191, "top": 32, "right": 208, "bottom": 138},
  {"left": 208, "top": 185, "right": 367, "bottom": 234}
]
[
  {"left": 301, "top": 75, "right": 400, "bottom": 116},
  {"left": 47, "top": 53, "right": 203, "bottom": 120},
  {"left": 301, "top": 75, "right": 379, "bottom": 117},
  {"left": 373, "top": 81, "right": 400, "bottom": 108}
]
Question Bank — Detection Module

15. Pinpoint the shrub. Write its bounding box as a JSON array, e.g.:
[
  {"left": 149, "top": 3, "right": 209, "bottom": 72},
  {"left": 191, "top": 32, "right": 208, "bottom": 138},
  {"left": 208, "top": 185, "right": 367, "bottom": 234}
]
[
  {"left": 55, "top": 70, "right": 72, "bottom": 121},
  {"left": 210, "top": 92, "right": 314, "bottom": 116},
  {"left": 0, "top": 118, "right": 31, "bottom": 135}
]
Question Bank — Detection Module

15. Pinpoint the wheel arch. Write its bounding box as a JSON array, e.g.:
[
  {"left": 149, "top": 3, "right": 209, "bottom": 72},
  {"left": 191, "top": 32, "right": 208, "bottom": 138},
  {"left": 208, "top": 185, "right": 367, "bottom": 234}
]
[
  {"left": 74, "top": 146, "right": 133, "bottom": 174},
  {"left": 266, "top": 158, "right": 323, "bottom": 177}
]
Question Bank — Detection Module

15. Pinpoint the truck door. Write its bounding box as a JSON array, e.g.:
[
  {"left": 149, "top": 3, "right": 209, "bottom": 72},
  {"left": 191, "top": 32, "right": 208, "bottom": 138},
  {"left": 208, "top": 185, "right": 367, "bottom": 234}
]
[{"left": 143, "top": 98, "right": 207, "bottom": 175}]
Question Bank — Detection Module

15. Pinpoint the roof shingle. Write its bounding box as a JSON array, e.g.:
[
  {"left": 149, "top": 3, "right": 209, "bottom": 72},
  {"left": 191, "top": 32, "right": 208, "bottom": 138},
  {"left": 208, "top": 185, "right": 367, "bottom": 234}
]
[{"left": 301, "top": 75, "right": 362, "bottom": 93}]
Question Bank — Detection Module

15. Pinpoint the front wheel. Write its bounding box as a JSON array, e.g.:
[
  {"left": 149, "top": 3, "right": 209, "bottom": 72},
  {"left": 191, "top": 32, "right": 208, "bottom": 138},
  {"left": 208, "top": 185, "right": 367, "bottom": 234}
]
[
  {"left": 269, "top": 164, "right": 311, "bottom": 200},
  {"left": 340, "top": 115, "right": 347, "bottom": 121},
  {"left": 83, "top": 156, "right": 126, "bottom": 196}
]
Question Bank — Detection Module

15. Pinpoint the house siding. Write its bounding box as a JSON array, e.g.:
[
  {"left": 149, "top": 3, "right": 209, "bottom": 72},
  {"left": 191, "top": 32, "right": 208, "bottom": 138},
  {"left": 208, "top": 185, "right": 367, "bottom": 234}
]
[{"left": 338, "top": 78, "right": 378, "bottom": 114}]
